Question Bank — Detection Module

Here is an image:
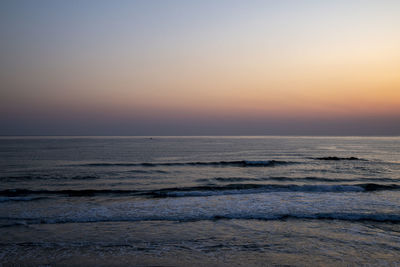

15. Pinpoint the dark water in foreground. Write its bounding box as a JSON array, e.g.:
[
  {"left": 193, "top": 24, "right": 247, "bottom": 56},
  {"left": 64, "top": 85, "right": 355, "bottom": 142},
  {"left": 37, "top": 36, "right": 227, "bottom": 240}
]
[{"left": 1, "top": 136, "right": 400, "bottom": 266}]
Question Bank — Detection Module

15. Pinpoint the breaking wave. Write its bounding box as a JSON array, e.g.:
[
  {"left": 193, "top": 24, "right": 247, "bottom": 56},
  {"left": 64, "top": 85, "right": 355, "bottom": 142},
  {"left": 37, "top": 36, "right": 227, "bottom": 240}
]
[
  {"left": 2, "top": 183, "right": 399, "bottom": 198},
  {"left": 3, "top": 213, "right": 400, "bottom": 226},
  {"left": 313, "top": 156, "right": 366, "bottom": 161},
  {"left": 205, "top": 177, "right": 400, "bottom": 183},
  {"left": 149, "top": 183, "right": 400, "bottom": 197},
  {"left": 79, "top": 160, "right": 293, "bottom": 167}
]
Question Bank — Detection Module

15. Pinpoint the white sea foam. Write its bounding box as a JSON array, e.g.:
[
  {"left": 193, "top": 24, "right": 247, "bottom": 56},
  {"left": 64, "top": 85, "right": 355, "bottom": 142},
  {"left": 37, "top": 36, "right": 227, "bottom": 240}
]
[{"left": 3, "top": 191, "right": 400, "bottom": 225}]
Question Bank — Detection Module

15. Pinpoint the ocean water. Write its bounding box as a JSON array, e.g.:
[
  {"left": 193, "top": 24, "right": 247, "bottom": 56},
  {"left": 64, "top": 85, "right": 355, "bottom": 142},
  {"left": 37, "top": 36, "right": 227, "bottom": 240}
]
[{"left": 1, "top": 136, "right": 400, "bottom": 266}]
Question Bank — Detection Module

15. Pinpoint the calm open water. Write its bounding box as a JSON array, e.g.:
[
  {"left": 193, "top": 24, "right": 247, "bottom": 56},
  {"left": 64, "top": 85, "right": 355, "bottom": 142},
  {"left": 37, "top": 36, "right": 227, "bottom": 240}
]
[{"left": 1, "top": 136, "right": 400, "bottom": 266}]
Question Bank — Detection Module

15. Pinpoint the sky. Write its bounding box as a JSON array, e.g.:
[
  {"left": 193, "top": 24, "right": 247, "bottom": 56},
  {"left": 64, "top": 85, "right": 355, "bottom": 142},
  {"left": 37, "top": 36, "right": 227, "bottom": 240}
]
[{"left": 1, "top": 0, "right": 399, "bottom": 135}]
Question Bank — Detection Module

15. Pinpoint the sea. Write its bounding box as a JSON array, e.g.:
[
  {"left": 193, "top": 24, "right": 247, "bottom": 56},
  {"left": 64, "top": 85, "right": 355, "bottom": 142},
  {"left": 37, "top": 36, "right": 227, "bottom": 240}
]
[{"left": 1, "top": 136, "right": 400, "bottom": 266}]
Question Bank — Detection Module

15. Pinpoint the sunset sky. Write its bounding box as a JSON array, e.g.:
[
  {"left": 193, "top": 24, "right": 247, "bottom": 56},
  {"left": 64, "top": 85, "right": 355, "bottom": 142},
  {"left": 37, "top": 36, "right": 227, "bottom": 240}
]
[{"left": 1, "top": 0, "right": 399, "bottom": 135}]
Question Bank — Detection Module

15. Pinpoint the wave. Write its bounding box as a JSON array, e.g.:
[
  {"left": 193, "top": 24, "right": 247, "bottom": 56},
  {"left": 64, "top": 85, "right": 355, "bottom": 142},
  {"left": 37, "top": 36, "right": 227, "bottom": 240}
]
[
  {"left": 1, "top": 171, "right": 168, "bottom": 181},
  {"left": 0, "top": 196, "right": 49, "bottom": 202},
  {"left": 80, "top": 160, "right": 292, "bottom": 167},
  {"left": 149, "top": 183, "right": 400, "bottom": 197},
  {"left": 313, "top": 156, "right": 366, "bottom": 161},
  {"left": 2, "top": 175, "right": 99, "bottom": 181},
  {"left": 207, "top": 177, "right": 400, "bottom": 183},
  {"left": 2, "top": 183, "right": 400, "bottom": 198},
  {"left": 0, "top": 189, "right": 141, "bottom": 197},
  {"left": 3, "top": 213, "right": 400, "bottom": 226},
  {"left": 211, "top": 213, "right": 400, "bottom": 223},
  {"left": 126, "top": 169, "right": 168, "bottom": 174}
]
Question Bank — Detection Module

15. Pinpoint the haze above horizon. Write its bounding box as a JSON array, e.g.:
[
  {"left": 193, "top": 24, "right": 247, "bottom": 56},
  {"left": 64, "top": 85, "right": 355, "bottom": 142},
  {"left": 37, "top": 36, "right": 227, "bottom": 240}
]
[{"left": 1, "top": 0, "right": 399, "bottom": 135}]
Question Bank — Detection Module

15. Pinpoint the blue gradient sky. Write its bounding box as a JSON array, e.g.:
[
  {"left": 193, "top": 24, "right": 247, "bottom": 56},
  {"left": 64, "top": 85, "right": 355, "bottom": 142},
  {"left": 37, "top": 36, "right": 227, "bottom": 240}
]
[{"left": 1, "top": 0, "right": 399, "bottom": 135}]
